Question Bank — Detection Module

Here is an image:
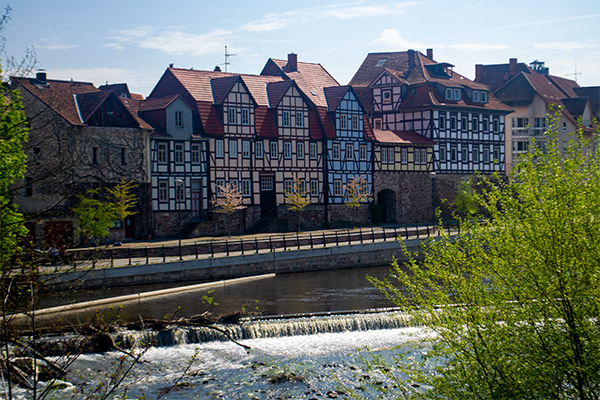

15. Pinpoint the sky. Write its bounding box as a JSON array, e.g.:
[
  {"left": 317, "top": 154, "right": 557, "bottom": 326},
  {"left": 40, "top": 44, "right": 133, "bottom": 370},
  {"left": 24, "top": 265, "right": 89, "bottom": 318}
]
[{"left": 5, "top": 0, "right": 600, "bottom": 97}]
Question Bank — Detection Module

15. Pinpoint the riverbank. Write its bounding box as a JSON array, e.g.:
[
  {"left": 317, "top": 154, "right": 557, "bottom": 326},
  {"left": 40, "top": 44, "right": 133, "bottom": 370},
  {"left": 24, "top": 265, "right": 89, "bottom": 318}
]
[{"left": 40, "top": 236, "right": 433, "bottom": 291}]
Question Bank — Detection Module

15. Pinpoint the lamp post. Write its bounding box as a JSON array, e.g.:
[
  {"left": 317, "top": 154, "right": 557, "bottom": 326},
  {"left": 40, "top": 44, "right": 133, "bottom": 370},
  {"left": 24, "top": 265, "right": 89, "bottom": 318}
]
[{"left": 175, "top": 178, "right": 184, "bottom": 260}]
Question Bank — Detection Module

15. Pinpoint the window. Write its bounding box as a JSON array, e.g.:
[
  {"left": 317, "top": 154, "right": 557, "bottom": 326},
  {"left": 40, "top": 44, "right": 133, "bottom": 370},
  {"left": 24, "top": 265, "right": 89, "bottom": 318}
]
[
  {"left": 494, "top": 148, "right": 500, "bottom": 162},
  {"left": 215, "top": 179, "right": 225, "bottom": 196},
  {"left": 514, "top": 118, "right": 529, "bottom": 128},
  {"left": 120, "top": 147, "right": 127, "bottom": 165},
  {"left": 472, "top": 115, "right": 479, "bottom": 132},
  {"left": 158, "top": 142, "right": 167, "bottom": 163},
  {"left": 421, "top": 149, "right": 427, "bottom": 165},
  {"left": 376, "top": 58, "right": 387, "bottom": 67},
  {"left": 242, "top": 141, "right": 251, "bottom": 158},
  {"left": 483, "top": 148, "right": 490, "bottom": 163},
  {"left": 402, "top": 148, "right": 408, "bottom": 164},
  {"left": 453, "top": 88, "right": 461, "bottom": 100},
  {"left": 481, "top": 92, "right": 488, "bottom": 103},
  {"left": 451, "top": 147, "right": 457, "bottom": 162},
  {"left": 270, "top": 141, "right": 278, "bottom": 159},
  {"left": 215, "top": 140, "right": 224, "bottom": 158},
  {"left": 92, "top": 147, "right": 99, "bottom": 164},
  {"left": 175, "top": 111, "right": 183, "bottom": 128},
  {"left": 483, "top": 118, "right": 489, "bottom": 132},
  {"left": 383, "top": 90, "right": 391, "bottom": 104},
  {"left": 260, "top": 176, "right": 273, "bottom": 191},
  {"left": 158, "top": 181, "right": 168, "bottom": 202},
  {"left": 414, "top": 148, "right": 420, "bottom": 164},
  {"left": 284, "top": 179, "right": 293, "bottom": 194},
  {"left": 310, "top": 180, "right": 318, "bottom": 197},
  {"left": 297, "top": 142, "right": 304, "bottom": 159},
  {"left": 562, "top": 122, "right": 567, "bottom": 133},
  {"left": 175, "top": 142, "right": 184, "bottom": 164},
  {"left": 439, "top": 114, "right": 446, "bottom": 130},
  {"left": 229, "top": 179, "right": 238, "bottom": 190},
  {"left": 493, "top": 119, "right": 499, "bottom": 133},
  {"left": 359, "top": 144, "right": 367, "bottom": 161},
  {"left": 445, "top": 88, "right": 453, "bottom": 100},
  {"left": 241, "top": 179, "right": 251, "bottom": 197},
  {"left": 352, "top": 115, "right": 359, "bottom": 130},
  {"left": 439, "top": 147, "right": 446, "bottom": 162},
  {"left": 228, "top": 107, "right": 236, "bottom": 125},
  {"left": 176, "top": 182, "right": 184, "bottom": 202},
  {"left": 332, "top": 143, "right": 341, "bottom": 160},
  {"left": 381, "top": 147, "right": 387, "bottom": 164},
  {"left": 25, "top": 177, "right": 33, "bottom": 197},
  {"left": 461, "top": 116, "right": 468, "bottom": 130},
  {"left": 295, "top": 111, "right": 304, "bottom": 128},
  {"left": 473, "top": 148, "right": 479, "bottom": 163},
  {"left": 256, "top": 141, "right": 263, "bottom": 158},
  {"left": 241, "top": 108, "right": 250, "bottom": 125},
  {"left": 462, "top": 148, "right": 468, "bottom": 162},
  {"left": 340, "top": 114, "right": 347, "bottom": 130},
  {"left": 310, "top": 142, "right": 318, "bottom": 159},
  {"left": 534, "top": 117, "right": 546, "bottom": 128},
  {"left": 451, "top": 116, "right": 457, "bottom": 130},
  {"left": 191, "top": 144, "right": 200, "bottom": 163},
  {"left": 334, "top": 180, "right": 342, "bottom": 196},
  {"left": 515, "top": 141, "right": 529, "bottom": 152},
  {"left": 473, "top": 91, "right": 480, "bottom": 103},
  {"left": 346, "top": 144, "right": 354, "bottom": 160},
  {"left": 284, "top": 142, "right": 292, "bottom": 159},
  {"left": 387, "top": 148, "right": 394, "bottom": 164},
  {"left": 229, "top": 140, "right": 238, "bottom": 158},
  {"left": 282, "top": 110, "right": 290, "bottom": 127},
  {"left": 374, "top": 119, "right": 382, "bottom": 129}
]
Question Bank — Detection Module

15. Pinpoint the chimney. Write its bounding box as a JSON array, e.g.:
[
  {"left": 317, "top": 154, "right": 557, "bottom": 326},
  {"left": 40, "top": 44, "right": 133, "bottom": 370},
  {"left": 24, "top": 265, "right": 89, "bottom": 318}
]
[
  {"left": 426, "top": 48, "right": 433, "bottom": 59},
  {"left": 36, "top": 71, "right": 47, "bottom": 82},
  {"left": 407, "top": 50, "right": 415, "bottom": 69},
  {"left": 169, "top": 63, "right": 174, "bottom": 68},
  {"left": 475, "top": 64, "right": 484, "bottom": 82},
  {"left": 214, "top": 65, "right": 222, "bottom": 72},
  {"left": 287, "top": 53, "right": 298, "bottom": 72},
  {"left": 509, "top": 58, "right": 517, "bottom": 75}
]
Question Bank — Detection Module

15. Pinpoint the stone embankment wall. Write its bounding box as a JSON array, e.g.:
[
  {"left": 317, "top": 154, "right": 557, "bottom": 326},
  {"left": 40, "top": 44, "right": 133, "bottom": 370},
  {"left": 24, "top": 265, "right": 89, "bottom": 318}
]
[{"left": 43, "top": 238, "right": 430, "bottom": 291}]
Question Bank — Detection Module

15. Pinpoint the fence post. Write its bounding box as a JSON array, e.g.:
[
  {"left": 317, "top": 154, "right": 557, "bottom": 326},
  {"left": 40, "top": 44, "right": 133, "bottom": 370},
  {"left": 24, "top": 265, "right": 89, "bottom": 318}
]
[
  {"left": 335, "top": 231, "right": 339, "bottom": 247},
  {"left": 110, "top": 250, "right": 113, "bottom": 268},
  {"left": 405, "top": 224, "right": 409, "bottom": 239},
  {"left": 383, "top": 227, "right": 387, "bottom": 242},
  {"left": 128, "top": 248, "right": 132, "bottom": 266},
  {"left": 427, "top": 225, "right": 430, "bottom": 238},
  {"left": 394, "top": 226, "right": 398, "bottom": 239},
  {"left": 416, "top": 225, "right": 420, "bottom": 238},
  {"left": 347, "top": 229, "right": 351, "bottom": 245},
  {"left": 297, "top": 232, "right": 300, "bottom": 250},
  {"left": 162, "top": 245, "right": 166, "bottom": 262},
  {"left": 145, "top": 246, "right": 149, "bottom": 264},
  {"left": 226, "top": 240, "right": 230, "bottom": 256},
  {"left": 371, "top": 227, "right": 375, "bottom": 243},
  {"left": 310, "top": 232, "right": 314, "bottom": 249},
  {"left": 255, "top": 237, "right": 259, "bottom": 254},
  {"left": 241, "top": 238, "right": 244, "bottom": 255},
  {"left": 283, "top": 235, "right": 287, "bottom": 251},
  {"left": 269, "top": 236, "right": 273, "bottom": 252},
  {"left": 360, "top": 228, "right": 364, "bottom": 244},
  {"left": 322, "top": 232, "right": 326, "bottom": 248},
  {"left": 195, "top": 242, "right": 198, "bottom": 259},
  {"left": 210, "top": 241, "right": 214, "bottom": 257}
]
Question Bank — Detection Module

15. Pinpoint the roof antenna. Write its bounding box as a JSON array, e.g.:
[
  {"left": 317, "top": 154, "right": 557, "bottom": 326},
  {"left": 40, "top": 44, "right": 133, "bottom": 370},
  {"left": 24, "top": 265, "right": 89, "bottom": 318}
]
[
  {"left": 221, "top": 45, "right": 236, "bottom": 72},
  {"left": 566, "top": 63, "right": 582, "bottom": 83}
]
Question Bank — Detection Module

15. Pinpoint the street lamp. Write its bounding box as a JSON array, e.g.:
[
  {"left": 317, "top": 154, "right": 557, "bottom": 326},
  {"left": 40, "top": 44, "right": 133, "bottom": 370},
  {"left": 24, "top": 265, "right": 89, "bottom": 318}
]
[{"left": 175, "top": 178, "right": 184, "bottom": 260}]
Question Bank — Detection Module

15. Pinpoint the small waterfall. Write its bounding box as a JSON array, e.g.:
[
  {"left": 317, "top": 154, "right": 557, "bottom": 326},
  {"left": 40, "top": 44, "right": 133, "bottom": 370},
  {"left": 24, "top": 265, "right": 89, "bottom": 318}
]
[
  {"left": 35, "top": 310, "right": 418, "bottom": 355},
  {"left": 115, "top": 310, "right": 416, "bottom": 348}
]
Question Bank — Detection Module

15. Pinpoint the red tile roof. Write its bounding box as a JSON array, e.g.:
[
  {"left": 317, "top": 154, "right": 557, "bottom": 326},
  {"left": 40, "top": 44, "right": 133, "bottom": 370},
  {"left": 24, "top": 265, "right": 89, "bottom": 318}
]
[
  {"left": 138, "top": 94, "right": 180, "bottom": 111},
  {"left": 12, "top": 76, "right": 98, "bottom": 125},
  {"left": 118, "top": 97, "right": 154, "bottom": 129},
  {"left": 316, "top": 106, "right": 337, "bottom": 139},
  {"left": 574, "top": 86, "right": 600, "bottom": 117},
  {"left": 255, "top": 107, "right": 278, "bottom": 138},
  {"left": 75, "top": 91, "right": 112, "bottom": 122},
  {"left": 323, "top": 86, "right": 350, "bottom": 112},
  {"left": 475, "top": 61, "right": 533, "bottom": 92},
  {"left": 197, "top": 100, "right": 224, "bottom": 137},
  {"left": 373, "top": 129, "right": 434, "bottom": 145},
  {"left": 267, "top": 80, "right": 294, "bottom": 108}
]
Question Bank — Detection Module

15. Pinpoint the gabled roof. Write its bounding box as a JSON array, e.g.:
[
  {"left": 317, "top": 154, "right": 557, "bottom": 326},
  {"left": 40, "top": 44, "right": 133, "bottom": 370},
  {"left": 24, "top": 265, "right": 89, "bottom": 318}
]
[
  {"left": 316, "top": 106, "right": 336, "bottom": 139},
  {"left": 99, "top": 83, "right": 131, "bottom": 98},
  {"left": 373, "top": 129, "right": 434, "bottom": 145},
  {"left": 323, "top": 85, "right": 350, "bottom": 112},
  {"left": 267, "top": 80, "right": 294, "bottom": 108},
  {"left": 118, "top": 97, "right": 154, "bottom": 129},
  {"left": 75, "top": 91, "right": 112, "bottom": 122},
  {"left": 475, "top": 60, "right": 533, "bottom": 92},
  {"left": 546, "top": 75, "right": 579, "bottom": 98},
  {"left": 11, "top": 76, "right": 98, "bottom": 125},
  {"left": 574, "top": 86, "right": 600, "bottom": 117},
  {"left": 261, "top": 57, "right": 339, "bottom": 108},
  {"left": 138, "top": 94, "right": 181, "bottom": 111},
  {"left": 211, "top": 75, "right": 244, "bottom": 105},
  {"left": 561, "top": 97, "right": 590, "bottom": 119},
  {"left": 197, "top": 100, "right": 224, "bottom": 137}
]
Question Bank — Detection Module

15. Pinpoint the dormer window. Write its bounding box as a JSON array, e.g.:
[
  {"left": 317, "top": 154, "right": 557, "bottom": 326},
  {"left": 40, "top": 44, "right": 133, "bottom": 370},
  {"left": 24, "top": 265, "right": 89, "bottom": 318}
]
[
  {"left": 445, "top": 88, "right": 461, "bottom": 101},
  {"left": 376, "top": 58, "right": 387, "bottom": 67},
  {"left": 175, "top": 111, "right": 183, "bottom": 128},
  {"left": 472, "top": 90, "right": 488, "bottom": 103}
]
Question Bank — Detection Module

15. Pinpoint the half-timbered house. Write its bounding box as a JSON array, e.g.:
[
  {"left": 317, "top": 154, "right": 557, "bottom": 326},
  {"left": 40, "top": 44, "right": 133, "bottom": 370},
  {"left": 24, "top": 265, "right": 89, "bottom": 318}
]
[
  {"left": 350, "top": 49, "right": 512, "bottom": 218},
  {"left": 138, "top": 94, "right": 208, "bottom": 237}
]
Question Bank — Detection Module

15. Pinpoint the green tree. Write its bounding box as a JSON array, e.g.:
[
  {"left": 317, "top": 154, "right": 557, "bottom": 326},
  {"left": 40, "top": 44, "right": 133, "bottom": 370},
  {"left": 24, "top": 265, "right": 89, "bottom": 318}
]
[
  {"left": 370, "top": 115, "right": 600, "bottom": 399},
  {"left": 285, "top": 176, "right": 309, "bottom": 231},
  {"left": 344, "top": 175, "right": 372, "bottom": 228},
  {"left": 451, "top": 178, "right": 477, "bottom": 218},
  {"left": 73, "top": 181, "right": 137, "bottom": 246}
]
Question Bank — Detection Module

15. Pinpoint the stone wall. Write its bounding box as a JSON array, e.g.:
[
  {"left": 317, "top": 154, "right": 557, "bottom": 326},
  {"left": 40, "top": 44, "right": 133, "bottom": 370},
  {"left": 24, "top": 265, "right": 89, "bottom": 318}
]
[
  {"left": 433, "top": 174, "right": 465, "bottom": 219},
  {"left": 374, "top": 172, "right": 433, "bottom": 224},
  {"left": 276, "top": 204, "right": 327, "bottom": 231},
  {"left": 327, "top": 203, "right": 372, "bottom": 227}
]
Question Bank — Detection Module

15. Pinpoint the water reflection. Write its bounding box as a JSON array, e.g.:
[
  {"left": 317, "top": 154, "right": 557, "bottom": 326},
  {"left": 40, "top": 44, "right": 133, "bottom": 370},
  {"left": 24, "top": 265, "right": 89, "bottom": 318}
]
[{"left": 38, "top": 265, "right": 397, "bottom": 321}]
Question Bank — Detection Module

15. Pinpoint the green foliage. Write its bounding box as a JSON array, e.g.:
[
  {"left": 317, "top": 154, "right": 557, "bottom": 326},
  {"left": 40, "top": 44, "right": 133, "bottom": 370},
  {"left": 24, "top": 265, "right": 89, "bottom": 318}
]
[
  {"left": 452, "top": 178, "right": 477, "bottom": 217},
  {"left": 285, "top": 176, "right": 309, "bottom": 231},
  {"left": 369, "top": 115, "right": 600, "bottom": 399},
  {"left": 344, "top": 175, "right": 372, "bottom": 210},
  {"left": 0, "top": 69, "right": 28, "bottom": 260},
  {"left": 73, "top": 181, "right": 138, "bottom": 245}
]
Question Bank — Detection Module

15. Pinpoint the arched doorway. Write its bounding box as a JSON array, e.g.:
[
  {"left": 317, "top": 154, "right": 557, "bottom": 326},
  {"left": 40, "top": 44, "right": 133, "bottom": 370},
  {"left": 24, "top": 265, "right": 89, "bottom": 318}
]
[{"left": 377, "top": 189, "right": 397, "bottom": 223}]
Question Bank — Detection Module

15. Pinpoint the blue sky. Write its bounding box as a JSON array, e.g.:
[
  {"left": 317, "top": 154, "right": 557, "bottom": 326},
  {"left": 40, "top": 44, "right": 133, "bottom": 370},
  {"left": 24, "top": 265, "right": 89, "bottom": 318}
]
[{"left": 6, "top": 0, "right": 600, "bottom": 96}]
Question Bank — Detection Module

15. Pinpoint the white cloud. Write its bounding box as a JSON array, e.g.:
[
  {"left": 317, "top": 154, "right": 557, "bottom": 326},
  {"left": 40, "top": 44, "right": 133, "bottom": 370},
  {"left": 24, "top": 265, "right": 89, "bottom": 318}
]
[
  {"left": 107, "top": 27, "right": 233, "bottom": 56},
  {"left": 37, "top": 44, "right": 78, "bottom": 51},
  {"left": 533, "top": 42, "right": 598, "bottom": 51},
  {"left": 375, "top": 29, "right": 426, "bottom": 49},
  {"left": 46, "top": 67, "right": 158, "bottom": 96},
  {"left": 241, "top": 2, "right": 419, "bottom": 32}
]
